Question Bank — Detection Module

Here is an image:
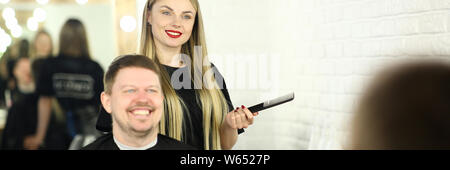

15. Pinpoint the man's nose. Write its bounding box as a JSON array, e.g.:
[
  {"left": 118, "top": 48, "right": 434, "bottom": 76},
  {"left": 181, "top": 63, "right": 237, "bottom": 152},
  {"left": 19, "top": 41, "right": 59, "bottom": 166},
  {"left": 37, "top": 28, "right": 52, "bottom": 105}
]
[{"left": 135, "top": 90, "right": 150, "bottom": 103}]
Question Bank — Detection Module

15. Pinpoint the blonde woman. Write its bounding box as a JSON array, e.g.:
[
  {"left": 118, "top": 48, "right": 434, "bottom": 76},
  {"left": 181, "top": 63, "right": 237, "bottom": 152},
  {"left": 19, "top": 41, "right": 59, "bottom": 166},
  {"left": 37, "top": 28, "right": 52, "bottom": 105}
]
[
  {"left": 97, "top": 0, "right": 258, "bottom": 150},
  {"left": 31, "top": 30, "right": 53, "bottom": 60},
  {"left": 30, "top": 30, "right": 54, "bottom": 88}
]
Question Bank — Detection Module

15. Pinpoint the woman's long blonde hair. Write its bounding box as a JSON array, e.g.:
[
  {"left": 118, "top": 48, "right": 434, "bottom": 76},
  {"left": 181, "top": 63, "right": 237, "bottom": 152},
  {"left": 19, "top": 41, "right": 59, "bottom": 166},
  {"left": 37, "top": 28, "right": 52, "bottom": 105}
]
[{"left": 139, "top": 0, "right": 229, "bottom": 150}]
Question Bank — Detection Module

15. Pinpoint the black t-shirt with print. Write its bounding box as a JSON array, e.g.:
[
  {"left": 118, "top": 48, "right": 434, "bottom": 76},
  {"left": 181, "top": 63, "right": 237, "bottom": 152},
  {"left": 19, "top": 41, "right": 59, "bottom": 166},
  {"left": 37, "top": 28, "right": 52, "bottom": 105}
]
[{"left": 36, "top": 56, "right": 104, "bottom": 134}]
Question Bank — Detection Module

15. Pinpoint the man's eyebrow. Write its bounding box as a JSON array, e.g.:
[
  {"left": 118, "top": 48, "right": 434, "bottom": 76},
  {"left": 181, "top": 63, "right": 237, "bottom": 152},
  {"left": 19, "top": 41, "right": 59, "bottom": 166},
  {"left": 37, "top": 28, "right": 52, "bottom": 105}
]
[
  {"left": 119, "top": 85, "right": 136, "bottom": 89},
  {"left": 119, "top": 85, "right": 160, "bottom": 89},
  {"left": 147, "top": 85, "right": 160, "bottom": 89}
]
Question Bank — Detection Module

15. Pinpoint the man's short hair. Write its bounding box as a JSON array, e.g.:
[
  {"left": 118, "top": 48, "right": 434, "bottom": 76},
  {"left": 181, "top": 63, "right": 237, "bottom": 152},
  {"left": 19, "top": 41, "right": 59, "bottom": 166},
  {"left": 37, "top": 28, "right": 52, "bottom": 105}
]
[{"left": 104, "top": 54, "right": 161, "bottom": 94}]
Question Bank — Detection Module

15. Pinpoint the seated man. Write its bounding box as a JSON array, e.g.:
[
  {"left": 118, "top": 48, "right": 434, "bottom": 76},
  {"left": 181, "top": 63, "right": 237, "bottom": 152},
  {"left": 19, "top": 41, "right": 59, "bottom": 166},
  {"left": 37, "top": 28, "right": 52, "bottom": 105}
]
[{"left": 82, "top": 55, "right": 195, "bottom": 150}]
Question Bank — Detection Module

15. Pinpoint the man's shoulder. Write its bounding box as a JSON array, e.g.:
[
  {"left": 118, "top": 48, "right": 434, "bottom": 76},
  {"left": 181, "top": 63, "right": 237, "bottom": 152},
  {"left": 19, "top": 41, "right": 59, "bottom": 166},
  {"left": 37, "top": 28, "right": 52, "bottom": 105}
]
[
  {"left": 81, "top": 133, "right": 118, "bottom": 150},
  {"left": 82, "top": 133, "right": 200, "bottom": 150},
  {"left": 152, "top": 134, "right": 199, "bottom": 150}
]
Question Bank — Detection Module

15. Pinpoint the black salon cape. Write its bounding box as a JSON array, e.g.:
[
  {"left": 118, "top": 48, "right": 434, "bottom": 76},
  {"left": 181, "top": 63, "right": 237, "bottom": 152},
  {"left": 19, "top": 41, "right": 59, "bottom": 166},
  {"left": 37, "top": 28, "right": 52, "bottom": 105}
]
[{"left": 82, "top": 133, "right": 197, "bottom": 150}]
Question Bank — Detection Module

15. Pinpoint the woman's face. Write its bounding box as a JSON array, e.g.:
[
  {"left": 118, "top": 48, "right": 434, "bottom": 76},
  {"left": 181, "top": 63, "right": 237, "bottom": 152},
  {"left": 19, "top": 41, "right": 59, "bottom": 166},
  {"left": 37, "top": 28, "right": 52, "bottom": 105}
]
[
  {"left": 34, "top": 33, "right": 52, "bottom": 58},
  {"left": 148, "top": 0, "right": 196, "bottom": 49},
  {"left": 13, "top": 58, "right": 33, "bottom": 85}
]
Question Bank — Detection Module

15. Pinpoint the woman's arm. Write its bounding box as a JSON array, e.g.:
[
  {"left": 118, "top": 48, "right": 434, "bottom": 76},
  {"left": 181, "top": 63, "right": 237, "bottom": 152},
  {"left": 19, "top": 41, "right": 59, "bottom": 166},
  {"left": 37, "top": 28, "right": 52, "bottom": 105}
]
[
  {"left": 211, "top": 64, "right": 258, "bottom": 149},
  {"left": 24, "top": 96, "right": 52, "bottom": 150},
  {"left": 220, "top": 106, "right": 258, "bottom": 150},
  {"left": 220, "top": 118, "right": 238, "bottom": 150}
]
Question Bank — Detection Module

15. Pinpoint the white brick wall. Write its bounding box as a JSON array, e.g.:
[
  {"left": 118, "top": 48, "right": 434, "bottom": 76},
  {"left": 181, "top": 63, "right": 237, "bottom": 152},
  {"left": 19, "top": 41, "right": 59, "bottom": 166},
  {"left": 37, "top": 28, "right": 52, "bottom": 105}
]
[{"left": 199, "top": 0, "right": 450, "bottom": 150}]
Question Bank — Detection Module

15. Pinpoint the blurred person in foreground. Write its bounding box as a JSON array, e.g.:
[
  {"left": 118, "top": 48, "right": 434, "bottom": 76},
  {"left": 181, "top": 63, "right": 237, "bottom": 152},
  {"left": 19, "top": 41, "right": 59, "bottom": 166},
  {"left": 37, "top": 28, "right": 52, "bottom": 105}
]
[{"left": 350, "top": 59, "right": 450, "bottom": 149}]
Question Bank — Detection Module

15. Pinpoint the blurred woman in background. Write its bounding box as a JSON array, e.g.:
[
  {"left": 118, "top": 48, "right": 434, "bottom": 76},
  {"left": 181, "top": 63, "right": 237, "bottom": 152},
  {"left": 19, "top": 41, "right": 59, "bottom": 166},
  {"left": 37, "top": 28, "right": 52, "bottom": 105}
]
[
  {"left": 1, "top": 56, "right": 36, "bottom": 149},
  {"left": 31, "top": 30, "right": 54, "bottom": 84},
  {"left": 30, "top": 30, "right": 69, "bottom": 150},
  {"left": 1, "top": 30, "right": 68, "bottom": 150},
  {"left": 2, "top": 39, "right": 31, "bottom": 107},
  {"left": 31, "top": 30, "right": 53, "bottom": 59},
  {"left": 24, "top": 19, "right": 104, "bottom": 150}
]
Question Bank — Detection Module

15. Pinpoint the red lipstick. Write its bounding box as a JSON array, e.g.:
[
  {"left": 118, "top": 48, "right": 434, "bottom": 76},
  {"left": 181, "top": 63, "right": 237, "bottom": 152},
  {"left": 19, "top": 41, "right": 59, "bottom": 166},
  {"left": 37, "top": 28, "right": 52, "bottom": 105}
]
[{"left": 166, "top": 30, "right": 182, "bottom": 38}]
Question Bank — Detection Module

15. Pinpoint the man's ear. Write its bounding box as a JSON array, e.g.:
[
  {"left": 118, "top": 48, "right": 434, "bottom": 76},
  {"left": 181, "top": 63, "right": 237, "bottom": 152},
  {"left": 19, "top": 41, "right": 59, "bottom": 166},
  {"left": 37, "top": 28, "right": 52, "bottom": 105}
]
[{"left": 101, "top": 92, "right": 112, "bottom": 114}]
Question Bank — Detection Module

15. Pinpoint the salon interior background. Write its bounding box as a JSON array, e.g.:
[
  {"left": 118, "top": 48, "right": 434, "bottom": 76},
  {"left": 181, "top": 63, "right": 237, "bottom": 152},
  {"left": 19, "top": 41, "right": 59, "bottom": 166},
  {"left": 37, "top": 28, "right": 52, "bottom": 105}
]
[{"left": 1, "top": 0, "right": 450, "bottom": 149}]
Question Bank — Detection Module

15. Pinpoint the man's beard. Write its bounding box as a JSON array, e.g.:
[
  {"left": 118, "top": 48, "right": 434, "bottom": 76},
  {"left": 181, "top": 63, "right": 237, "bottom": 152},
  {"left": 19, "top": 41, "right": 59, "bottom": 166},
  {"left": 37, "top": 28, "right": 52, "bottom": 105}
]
[{"left": 113, "top": 103, "right": 158, "bottom": 137}]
